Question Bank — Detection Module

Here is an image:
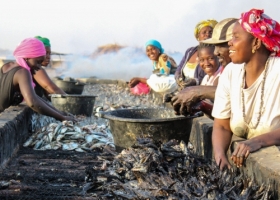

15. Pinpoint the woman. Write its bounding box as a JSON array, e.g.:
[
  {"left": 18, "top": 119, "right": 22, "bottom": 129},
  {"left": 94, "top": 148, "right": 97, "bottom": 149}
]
[
  {"left": 175, "top": 19, "right": 218, "bottom": 90},
  {"left": 186, "top": 43, "right": 221, "bottom": 118},
  {"left": 212, "top": 9, "right": 280, "bottom": 170},
  {"left": 33, "top": 36, "right": 66, "bottom": 100},
  {"left": 197, "top": 43, "right": 221, "bottom": 86},
  {"left": 0, "top": 38, "right": 75, "bottom": 122},
  {"left": 128, "top": 40, "right": 177, "bottom": 94}
]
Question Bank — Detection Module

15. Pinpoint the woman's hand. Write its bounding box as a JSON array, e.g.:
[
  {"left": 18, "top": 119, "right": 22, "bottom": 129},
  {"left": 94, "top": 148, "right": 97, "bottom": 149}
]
[
  {"left": 215, "top": 153, "right": 232, "bottom": 170},
  {"left": 128, "top": 78, "right": 140, "bottom": 88},
  {"left": 231, "top": 139, "right": 262, "bottom": 167},
  {"left": 171, "top": 86, "right": 202, "bottom": 115}
]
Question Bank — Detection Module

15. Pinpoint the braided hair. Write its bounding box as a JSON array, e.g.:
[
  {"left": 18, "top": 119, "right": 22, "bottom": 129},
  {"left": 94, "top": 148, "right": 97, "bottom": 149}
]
[{"left": 197, "top": 43, "right": 215, "bottom": 56}]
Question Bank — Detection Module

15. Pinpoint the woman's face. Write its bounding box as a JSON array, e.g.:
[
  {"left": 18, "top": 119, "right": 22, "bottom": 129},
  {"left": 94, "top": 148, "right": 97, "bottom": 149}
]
[
  {"left": 198, "top": 26, "right": 213, "bottom": 41},
  {"left": 146, "top": 45, "right": 160, "bottom": 61},
  {"left": 228, "top": 22, "right": 254, "bottom": 64},
  {"left": 198, "top": 47, "right": 219, "bottom": 76},
  {"left": 26, "top": 56, "right": 46, "bottom": 70},
  {"left": 41, "top": 47, "right": 51, "bottom": 67},
  {"left": 214, "top": 42, "right": 231, "bottom": 67}
]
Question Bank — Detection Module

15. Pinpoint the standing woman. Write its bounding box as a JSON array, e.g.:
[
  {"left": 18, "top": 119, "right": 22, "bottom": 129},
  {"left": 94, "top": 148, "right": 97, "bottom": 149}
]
[
  {"left": 175, "top": 19, "right": 218, "bottom": 90},
  {"left": 0, "top": 38, "right": 75, "bottom": 121},
  {"left": 212, "top": 9, "right": 280, "bottom": 169},
  {"left": 33, "top": 36, "right": 66, "bottom": 100}
]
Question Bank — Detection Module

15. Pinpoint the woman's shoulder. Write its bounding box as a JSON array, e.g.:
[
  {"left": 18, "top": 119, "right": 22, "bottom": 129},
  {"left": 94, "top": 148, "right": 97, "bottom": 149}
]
[
  {"left": 270, "top": 57, "right": 280, "bottom": 67},
  {"left": 223, "top": 62, "right": 244, "bottom": 73},
  {"left": 1, "top": 62, "right": 24, "bottom": 74},
  {"left": 184, "top": 46, "right": 197, "bottom": 52}
]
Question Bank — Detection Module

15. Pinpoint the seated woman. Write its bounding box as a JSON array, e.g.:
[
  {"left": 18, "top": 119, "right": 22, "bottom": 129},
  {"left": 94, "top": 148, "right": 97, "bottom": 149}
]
[
  {"left": 212, "top": 9, "right": 280, "bottom": 169},
  {"left": 0, "top": 38, "right": 75, "bottom": 122},
  {"left": 175, "top": 19, "right": 218, "bottom": 90},
  {"left": 33, "top": 36, "right": 66, "bottom": 100},
  {"left": 197, "top": 43, "right": 222, "bottom": 86},
  {"left": 128, "top": 40, "right": 177, "bottom": 94}
]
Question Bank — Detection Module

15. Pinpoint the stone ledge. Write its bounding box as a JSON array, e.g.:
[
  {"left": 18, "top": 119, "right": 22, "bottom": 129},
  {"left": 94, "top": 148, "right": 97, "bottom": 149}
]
[
  {"left": 231, "top": 138, "right": 280, "bottom": 198},
  {"left": 190, "top": 116, "right": 280, "bottom": 198},
  {"left": 189, "top": 115, "right": 213, "bottom": 160},
  {"left": 0, "top": 104, "right": 33, "bottom": 168}
]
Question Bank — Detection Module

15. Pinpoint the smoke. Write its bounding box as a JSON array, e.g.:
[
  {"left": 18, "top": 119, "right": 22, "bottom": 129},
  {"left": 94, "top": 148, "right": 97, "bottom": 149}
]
[
  {"left": 55, "top": 47, "right": 183, "bottom": 81},
  {"left": 0, "top": 0, "right": 279, "bottom": 81}
]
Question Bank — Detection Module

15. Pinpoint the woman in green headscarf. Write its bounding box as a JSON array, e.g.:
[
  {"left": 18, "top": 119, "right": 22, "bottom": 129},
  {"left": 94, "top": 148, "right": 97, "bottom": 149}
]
[
  {"left": 33, "top": 36, "right": 66, "bottom": 100},
  {"left": 35, "top": 36, "right": 51, "bottom": 66}
]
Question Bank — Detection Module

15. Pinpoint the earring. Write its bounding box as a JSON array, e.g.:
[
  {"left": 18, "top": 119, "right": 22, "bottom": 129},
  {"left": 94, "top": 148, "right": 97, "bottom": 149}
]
[{"left": 252, "top": 49, "right": 256, "bottom": 54}]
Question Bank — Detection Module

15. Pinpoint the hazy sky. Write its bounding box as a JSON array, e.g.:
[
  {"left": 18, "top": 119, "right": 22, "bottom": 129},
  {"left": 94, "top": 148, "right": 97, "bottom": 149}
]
[{"left": 0, "top": 0, "right": 278, "bottom": 54}]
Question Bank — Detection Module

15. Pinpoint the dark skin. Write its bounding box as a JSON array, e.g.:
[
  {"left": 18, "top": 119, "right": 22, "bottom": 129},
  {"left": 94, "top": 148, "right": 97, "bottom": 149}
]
[
  {"left": 213, "top": 22, "right": 272, "bottom": 170},
  {"left": 3, "top": 58, "right": 75, "bottom": 122},
  {"left": 171, "top": 42, "right": 231, "bottom": 115},
  {"left": 33, "top": 46, "right": 66, "bottom": 101},
  {"left": 175, "top": 26, "right": 213, "bottom": 89},
  {"left": 128, "top": 45, "right": 160, "bottom": 88}
]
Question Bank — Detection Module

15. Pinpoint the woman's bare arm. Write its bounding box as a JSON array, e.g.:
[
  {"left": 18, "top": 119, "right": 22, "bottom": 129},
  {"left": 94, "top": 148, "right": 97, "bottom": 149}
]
[
  {"left": 212, "top": 118, "right": 233, "bottom": 170},
  {"left": 33, "top": 67, "right": 66, "bottom": 95},
  {"left": 14, "top": 69, "right": 73, "bottom": 121}
]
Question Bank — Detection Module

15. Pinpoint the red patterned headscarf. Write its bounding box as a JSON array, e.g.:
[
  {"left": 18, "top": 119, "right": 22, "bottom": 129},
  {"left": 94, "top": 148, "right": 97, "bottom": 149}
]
[{"left": 239, "top": 8, "right": 280, "bottom": 57}]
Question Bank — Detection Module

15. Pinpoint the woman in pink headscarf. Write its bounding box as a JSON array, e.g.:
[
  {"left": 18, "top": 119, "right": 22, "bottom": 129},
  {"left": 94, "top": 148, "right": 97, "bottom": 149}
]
[
  {"left": 0, "top": 38, "right": 75, "bottom": 122},
  {"left": 212, "top": 8, "right": 280, "bottom": 170}
]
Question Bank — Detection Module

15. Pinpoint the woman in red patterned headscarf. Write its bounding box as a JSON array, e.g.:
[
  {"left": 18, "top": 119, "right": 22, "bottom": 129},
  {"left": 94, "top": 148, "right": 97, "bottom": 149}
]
[{"left": 211, "top": 9, "right": 280, "bottom": 170}]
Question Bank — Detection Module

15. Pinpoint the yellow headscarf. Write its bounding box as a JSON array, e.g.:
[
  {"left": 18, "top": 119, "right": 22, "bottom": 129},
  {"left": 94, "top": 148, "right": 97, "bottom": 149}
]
[{"left": 194, "top": 19, "right": 218, "bottom": 40}]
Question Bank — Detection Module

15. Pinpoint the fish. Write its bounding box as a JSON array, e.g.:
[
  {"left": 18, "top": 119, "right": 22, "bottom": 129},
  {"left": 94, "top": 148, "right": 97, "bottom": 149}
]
[{"left": 84, "top": 137, "right": 272, "bottom": 199}]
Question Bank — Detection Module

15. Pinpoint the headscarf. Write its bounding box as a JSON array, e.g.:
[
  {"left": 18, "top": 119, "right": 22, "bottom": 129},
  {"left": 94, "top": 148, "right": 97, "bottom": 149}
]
[
  {"left": 13, "top": 38, "right": 46, "bottom": 87},
  {"left": 194, "top": 19, "right": 218, "bottom": 40},
  {"left": 34, "top": 36, "right": 51, "bottom": 47},
  {"left": 239, "top": 8, "right": 280, "bottom": 57},
  {"left": 145, "top": 39, "right": 164, "bottom": 53}
]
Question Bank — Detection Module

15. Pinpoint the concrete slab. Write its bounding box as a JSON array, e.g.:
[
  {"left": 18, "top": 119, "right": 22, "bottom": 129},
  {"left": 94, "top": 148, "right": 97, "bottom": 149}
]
[
  {"left": 231, "top": 138, "right": 280, "bottom": 198},
  {"left": 189, "top": 115, "right": 213, "bottom": 160},
  {"left": 190, "top": 116, "right": 280, "bottom": 198},
  {"left": 0, "top": 104, "right": 33, "bottom": 168}
]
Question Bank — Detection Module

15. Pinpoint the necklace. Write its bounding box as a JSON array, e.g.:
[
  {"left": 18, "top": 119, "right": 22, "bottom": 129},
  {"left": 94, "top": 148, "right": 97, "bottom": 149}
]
[{"left": 241, "top": 58, "right": 270, "bottom": 129}]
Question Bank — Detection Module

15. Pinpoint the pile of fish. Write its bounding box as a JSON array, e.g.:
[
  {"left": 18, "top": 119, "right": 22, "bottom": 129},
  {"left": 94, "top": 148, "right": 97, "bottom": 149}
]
[
  {"left": 83, "top": 83, "right": 165, "bottom": 113},
  {"left": 30, "top": 112, "right": 57, "bottom": 133},
  {"left": 24, "top": 120, "right": 114, "bottom": 152},
  {"left": 29, "top": 82, "right": 165, "bottom": 137},
  {"left": 85, "top": 138, "right": 271, "bottom": 199}
]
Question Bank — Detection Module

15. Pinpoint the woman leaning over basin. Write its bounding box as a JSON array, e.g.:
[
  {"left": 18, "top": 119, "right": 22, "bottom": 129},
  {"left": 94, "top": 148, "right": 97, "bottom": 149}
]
[
  {"left": 212, "top": 9, "right": 280, "bottom": 170},
  {"left": 0, "top": 38, "right": 75, "bottom": 122},
  {"left": 174, "top": 19, "right": 218, "bottom": 90},
  {"left": 33, "top": 36, "right": 66, "bottom": 100}
]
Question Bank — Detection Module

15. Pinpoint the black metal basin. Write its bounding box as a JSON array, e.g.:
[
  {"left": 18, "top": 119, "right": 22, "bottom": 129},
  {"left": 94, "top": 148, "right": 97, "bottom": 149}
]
[
  {"left": 51, "top": 94, "right": 97, "bottom": 116},
  {"left": 52, "top": 79, "right": 85, "bottom": 94},
  {"left": 100, "top": 108, "right": 197, "bottom": 151}
]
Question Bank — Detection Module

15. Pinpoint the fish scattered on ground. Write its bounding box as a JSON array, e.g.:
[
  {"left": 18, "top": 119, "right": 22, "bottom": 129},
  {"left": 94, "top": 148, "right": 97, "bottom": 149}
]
[{"left": 84, "top": 138, "right": 272, "bottom": 199}]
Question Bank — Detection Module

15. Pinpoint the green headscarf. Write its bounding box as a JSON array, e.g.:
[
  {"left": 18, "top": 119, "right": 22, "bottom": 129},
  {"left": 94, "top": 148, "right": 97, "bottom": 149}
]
[{"left": 34, "top": 36, "right": 51, "bottom": 47}]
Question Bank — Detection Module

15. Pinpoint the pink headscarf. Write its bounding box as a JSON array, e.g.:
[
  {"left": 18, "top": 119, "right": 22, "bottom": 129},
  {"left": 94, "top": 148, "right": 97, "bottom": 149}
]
[
  {"left": 239, "top": 8, "right": 280, "bottom": 57},
  {"left": 13, "top": 38, "right": 46, "bottom": 87}
]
